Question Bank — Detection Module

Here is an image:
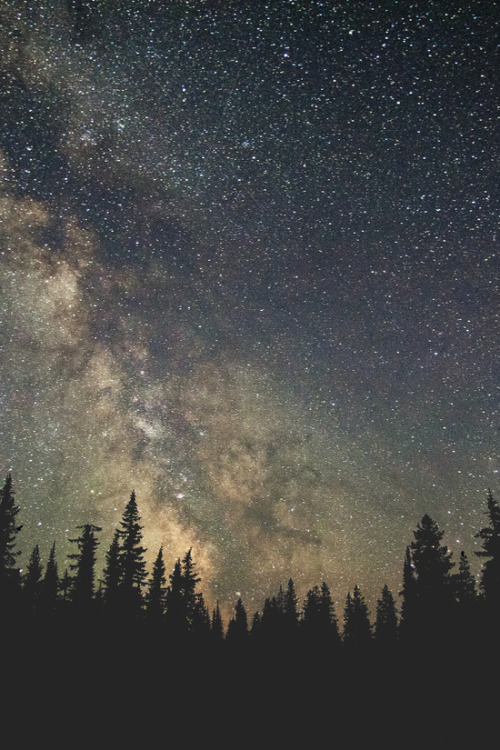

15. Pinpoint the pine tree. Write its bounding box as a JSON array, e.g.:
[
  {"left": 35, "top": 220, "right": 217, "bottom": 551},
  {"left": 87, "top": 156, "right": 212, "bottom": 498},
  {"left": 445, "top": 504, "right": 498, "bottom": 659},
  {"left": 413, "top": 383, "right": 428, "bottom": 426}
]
[
  {"left": 23, "top": 544, "right": 43, "bottom": 620},
  {"left": 226, "top": 597, "right": 248, "bottom": 645},
  {"left": 475, "top": 489, "right": 500, "bottom": 612},
  {"left": 211, "top": 600, "right": 224, "bottom": 643},
  {"left": 0, "top": 473, "right": 22, "bottom": 595},
  {"left": 319, "top": 581, "right": 340, "bottom": 647},
  {"left": 452, "top": 551, "right": 477, "bottom": 606},
  {"left": 375, "top": 585, "right": 398, "bottom": 645},
  {"left": 343, "top": 585, "right": 371, "bottom": 648},
  {"left": 409, "top": 514, "right": 454, "bottom": 640},
  {"left": 449, "top": 550, "right": 478, "bottom": 646},
  {"left": 399, "top": 545, "right": 418, "bottom": 639},
  {"left": 411, "top": 515, "right": 454, "bottom": 597},
  {"left": 302, "top": 582, "right": 340, "bottom": 648},
  {"left": 101, "top": 529, "right": 122, "bottom": 611},
  {"left": 250, "top": 611, "right": 262, "bottom": 640},
  {"left": 39, "top": 542, "right": 59, "bottom": 619},
  {"left": 145, "top": 546, "right": 166, "bottom": 623},
  {"left": 181, "top": 547, "right": 201, "bottom": 630},
  {"left": 165, "top": 558, "right": 185, "bottom": 636},
  {"left": 191, "top": 592, "right": 211, "bottom": 641},
  {"left": 302, "top": 585, "right": 321, "bottom": 638},
  {"left": 59, "top": 568, "right": 72, "bottom": 602},
  {"left": 258, "top": 585, "right": 287, "bottom": 646},
  {"left": 68, "top": 524, "right": 101, "bottom": 611},
  {"left": 283, "top": 578, "right": 299, "bottom": 640},
  {"left": 117, "top": 491, "right": 147, "bottom": 617}
]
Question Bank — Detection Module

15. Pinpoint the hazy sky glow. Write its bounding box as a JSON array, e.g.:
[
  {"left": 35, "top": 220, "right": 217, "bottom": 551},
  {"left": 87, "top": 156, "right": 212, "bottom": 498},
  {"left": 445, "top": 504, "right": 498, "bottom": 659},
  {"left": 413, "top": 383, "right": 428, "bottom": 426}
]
[{"left": 0, "top": 0, "right": 498, "bottom": 618}]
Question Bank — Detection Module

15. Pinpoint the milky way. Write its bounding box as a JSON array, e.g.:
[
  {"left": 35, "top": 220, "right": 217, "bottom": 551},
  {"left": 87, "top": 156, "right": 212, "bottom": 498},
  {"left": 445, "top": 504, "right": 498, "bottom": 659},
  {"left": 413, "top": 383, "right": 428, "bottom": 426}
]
[{"left": 0, "top": 1, "right": 498, "bottom": 618}]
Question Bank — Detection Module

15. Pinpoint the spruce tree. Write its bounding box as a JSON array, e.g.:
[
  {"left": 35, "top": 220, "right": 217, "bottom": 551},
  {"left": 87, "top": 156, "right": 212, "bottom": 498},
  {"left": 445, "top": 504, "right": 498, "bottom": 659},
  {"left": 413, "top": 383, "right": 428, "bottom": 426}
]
[
  {"left": 117, "top": 491, "right": 147, "bottom": 617},
  {"left": 165, "top": 558, "right": 185, "bottom": 636},
  {"left": 475, "top": 489, "right": 500, "bottom": 612},
  {"left": 101, "top": 529, "right": 122, "bottom": 611},
  {"left": 399, "top": 545, "right": 418, "bottom": 639},
  {"left": 302, "top": 582, "right": 340, "bottom": 648},
  {"left": 250, "top": 611, "right": 262, "bottom": 640},
  {"left": 283, "top": 578, "right": 299, "bottom": 640},
  {"left": 343, "top": 585, "right": 371, "bottom": 648},
  {"left": 211, "top": 600, "right": 224, "bottom": 643},
  {"left": 411, "top": 515, "right": 453, "bottom": 589},
  {"left": 145, "top": 546, "right": 166, "bottom": 623},
  {"left": 191, "top": 592, "right": 211, "bottom": 641},
  {"left": 302, "top": 585, "right": 321, "bottom": 639},
  {"left": 374, "top": 585, "right": 398, "bottom": 645},
  {"left": 39, "top": 542, "right": 59, "bottom": 620},
  {"left": 23, "top": 544, "right": 43, "bottom": 620},
  {"left": 259, "top": 588, "right": 285, "bottom": 645},
  {"left": 180, "top": 547, "right": 201, "bottom": 630},
  {"left": 452, "top": 551, "right": 477, "bottom": 606},
  {"left": 68, "top": 524, "right": 101, "bottom": 612},
  {"left": 59, "top": 568, "right": 72, "bottom": 602},
  {"left": 319, "top": 581, "right": 341, "bottom": 647},
  {"left": 0, "top": 473, "right": 22, "bottom": 595},
  {"left": 226, "top": 597, "right": 248, "bottom": 645},
  {"left": 409, "top": 514, "right": 454, "bottom": 640}
]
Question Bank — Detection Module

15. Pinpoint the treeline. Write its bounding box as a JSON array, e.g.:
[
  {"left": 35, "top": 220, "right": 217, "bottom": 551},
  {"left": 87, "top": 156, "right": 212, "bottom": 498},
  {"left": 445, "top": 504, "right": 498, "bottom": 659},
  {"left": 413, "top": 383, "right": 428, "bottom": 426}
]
[
  {"left": 2, "top": 472, "right": 500, "bottom": 743},
  {"left": 1, "top": 472, "right": 499, "bottom": 660}
]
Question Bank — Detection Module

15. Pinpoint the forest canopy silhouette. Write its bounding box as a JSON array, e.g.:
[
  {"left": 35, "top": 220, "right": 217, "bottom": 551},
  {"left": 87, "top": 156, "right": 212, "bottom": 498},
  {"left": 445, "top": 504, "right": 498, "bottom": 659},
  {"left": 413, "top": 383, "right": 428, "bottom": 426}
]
[
  {"left": 1, "top": 472, "right": 499, "bottom": 742},
  {"left": 2, "top": 472, "right": 499, "bottom": 647}
]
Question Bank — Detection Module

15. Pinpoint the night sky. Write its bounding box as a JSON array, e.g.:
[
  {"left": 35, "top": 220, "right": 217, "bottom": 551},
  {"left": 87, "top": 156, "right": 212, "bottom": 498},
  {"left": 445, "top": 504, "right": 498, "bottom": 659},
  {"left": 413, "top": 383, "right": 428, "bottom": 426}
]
[{"left": 0, "top": 0, "right": 498, "bottom": 619}]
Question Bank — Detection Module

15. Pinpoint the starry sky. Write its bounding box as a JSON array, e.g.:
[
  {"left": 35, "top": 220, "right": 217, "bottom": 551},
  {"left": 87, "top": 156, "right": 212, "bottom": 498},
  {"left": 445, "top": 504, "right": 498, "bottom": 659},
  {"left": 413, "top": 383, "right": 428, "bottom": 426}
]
[{"left": 0, "top": 0, "right": 498, "bottom": 618}]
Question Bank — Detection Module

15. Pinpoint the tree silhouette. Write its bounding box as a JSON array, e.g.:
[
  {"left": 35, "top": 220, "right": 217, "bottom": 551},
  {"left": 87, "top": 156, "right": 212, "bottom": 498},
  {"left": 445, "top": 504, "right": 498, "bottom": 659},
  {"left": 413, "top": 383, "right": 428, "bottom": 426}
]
[
  {"left": 318, "top": 581, "right": 340, "bottom": 648},
  {"left": 302, "top": 585, "right": 321, "bottom": 633},
  {"left": 211, "top": 600, "right": 224, "bottom": 643},
  {"left": 39, "top": 542, "right": 59, "bottom": 620},
  {"left": 165, "top": 558, "right": 185, "bottom": 636},
  {"left": 0, "top": 473, "right": 22, "bottom": 598},
  {"left": 302, "top": 582, "right": 340, "bottom": 650},
  {"left": 226, "top": 597, "right": 249, "bottom": 644},
  {"left": 409, "top": 514, "right": 454, "bottom": 641},
  {"left": 475, "top": 489, "right": 500, "bottom": 614},
  {"left": 374, "top": 584, "right": 398, "bottom": 645},
  {"left": 452, "top": 550, "right": 477, "bottom": 605},
  {"left": 343, "top": 585, "right": 371, "bottom": 648},
  {"left": 101, "top": 529, "right": 122, "bottom": 612},
  {"left": 117, "top": 491, "right": 147, "bottom": 618},
  {"left": 180, "top": 547, "right": 201, "bottom": 630},
  {"left": 68, "top": 524, "right": 102, "bottom": 612},
  {"left": 23, "top": 544, "right": 43, "bottom": 621},
  {"left": 399, "top": 545, "right": 418, "bottom": 639},
  {"left": 4, "top": 465, "right": 500, "bottom": 732},
  {"left": 59, "top": 568, "right": 72, "bottom": 602},
  {"left": 283, "top": 578, "right": 299, "bottom": 640},
  {"left": 191, "top": 591, "right": 211, "bottom": 641},
  {"left": 145, "top": 546, "right": 166, "bottom": 624}
]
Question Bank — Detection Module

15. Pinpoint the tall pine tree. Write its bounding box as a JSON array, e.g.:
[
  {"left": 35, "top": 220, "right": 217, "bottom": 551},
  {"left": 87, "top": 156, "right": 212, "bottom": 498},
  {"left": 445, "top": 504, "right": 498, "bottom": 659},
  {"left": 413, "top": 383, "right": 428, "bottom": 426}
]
[
  {"left": 343, "top": 585, "right": 371, "bottom": 648},
  {"left": 145, "top": 546, "right": 166, "bottom": 624},
  {"left": 101, "top": 529, "right": 122, "bottom": 612},
  {"left": 409, "top": 514, "right": 454, "bottom": 641},
  {"left": 68, "top": 524, "right": 101, "bottom": 613},
  {"left": 23, "top": 544, "right": 43, "bottom": 622},
  {"left": 475, "top": 489, "right": 500, "bottom": 613},
  {"left": 117, "top": 491, "right": 147, "bottom": 618},
  {"left": 39, "top": 542, "right": 59, "bottom": 621},
  {"left": 226, "top": 597, "right": 249, "bottom": 645},
  {"left": 0, "top": 473, "right": 22, "bottom": 598},
  {"left": 374, "top": 585, "right": 398, "bottom": 645}
]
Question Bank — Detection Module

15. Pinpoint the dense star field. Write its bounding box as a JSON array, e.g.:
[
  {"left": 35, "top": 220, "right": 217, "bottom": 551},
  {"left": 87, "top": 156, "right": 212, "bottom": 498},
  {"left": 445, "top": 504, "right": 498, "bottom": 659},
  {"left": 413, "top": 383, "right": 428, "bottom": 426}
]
[{"left": 0, "top": 0, "right": 498, "bottom": 619}]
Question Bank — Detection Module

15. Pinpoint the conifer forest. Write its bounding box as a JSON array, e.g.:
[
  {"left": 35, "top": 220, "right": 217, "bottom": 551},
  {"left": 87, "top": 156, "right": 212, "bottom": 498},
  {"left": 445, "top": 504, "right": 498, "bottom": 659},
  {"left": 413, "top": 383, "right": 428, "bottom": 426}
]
[{"left": 1, "top": 472, "right": 499, "bottom": 746}]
